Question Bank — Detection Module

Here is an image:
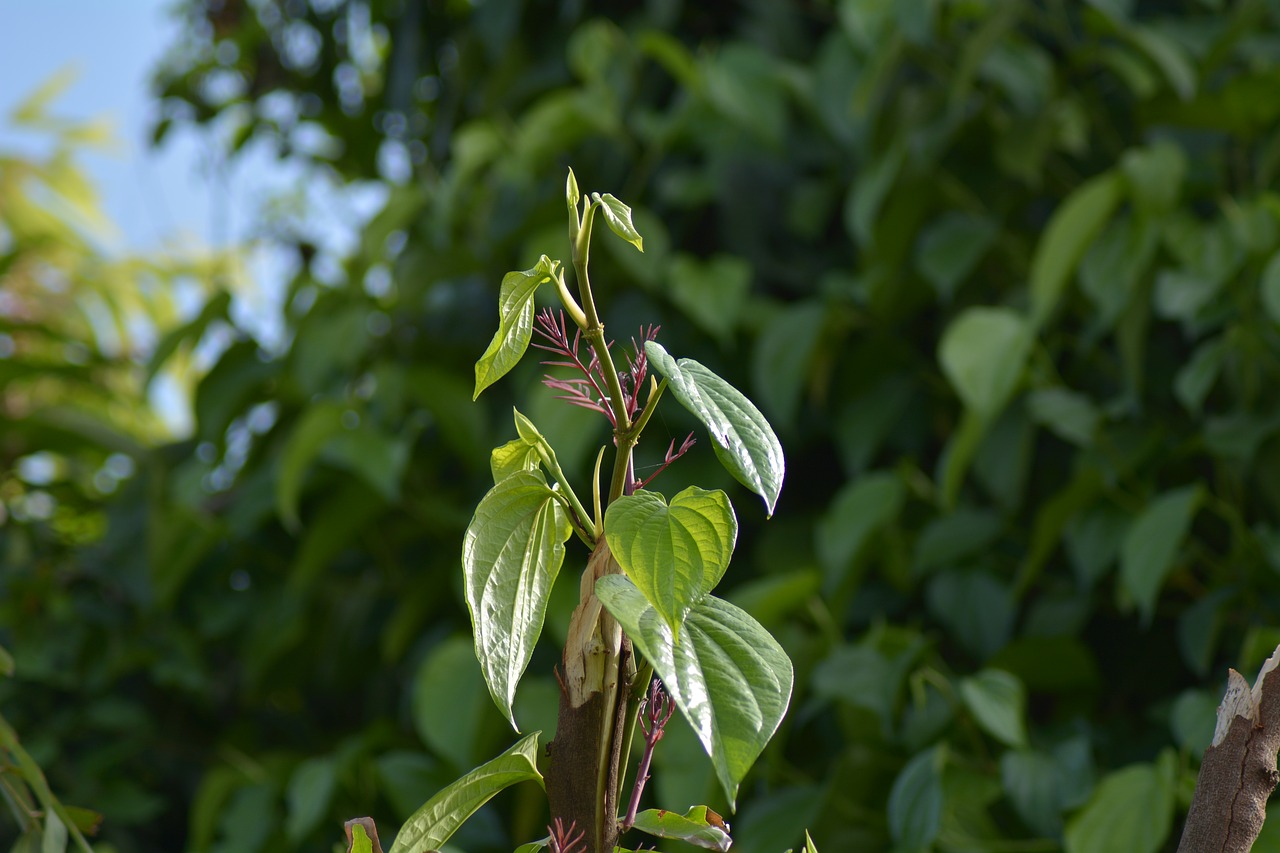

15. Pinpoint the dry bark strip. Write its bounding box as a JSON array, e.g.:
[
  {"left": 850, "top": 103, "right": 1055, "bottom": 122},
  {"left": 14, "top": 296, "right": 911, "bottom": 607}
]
[{"left": 1178, "top": 645, "right": 1280, "bottom": 852}]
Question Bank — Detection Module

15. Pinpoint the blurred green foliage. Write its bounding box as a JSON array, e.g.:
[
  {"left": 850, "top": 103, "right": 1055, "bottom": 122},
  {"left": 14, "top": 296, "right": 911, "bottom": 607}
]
[{"left": 7, "top": 0, "right": 1280, "bottom": 851}]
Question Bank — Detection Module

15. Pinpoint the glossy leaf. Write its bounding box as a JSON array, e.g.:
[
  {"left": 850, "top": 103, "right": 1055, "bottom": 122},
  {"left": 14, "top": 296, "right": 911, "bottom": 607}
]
[
  {"left": 595, "top": 192, "right": 644, "bottom": 251},
  {"left": 960, "top": 669, "right": 1028, "bottom": 748},
  {"left": 387, "top": 733, "right": 544, "bottom": 853},
  {"left": 596, "top": 574, "right": 792, "bottom": 806},
  {"left": 474, "top": 256, "right": 557, "bottom": 399},
  {"left": 1028, "top": 170, "right": 1123, "bottom": 329},
  {"left": 1120, "top": 486, "right": 1201, "bottom": 624},
  {"left": 490, "top": 439, "right": 540, "bottom": 484},
  {"left": 604, "top": 486, "right": 737, "bottom": 637},
  {"left": 630, "top": 805, "right": 732, "bottom": 852},
  {"left": 1064, "top": 752, "right": 1175, "bottom": 853},
  {"left": 645, "top": 341, "right": 785, "bottom": 516},
  {"left": 463, "top": 470, "right": 572, "bottom": 728}
]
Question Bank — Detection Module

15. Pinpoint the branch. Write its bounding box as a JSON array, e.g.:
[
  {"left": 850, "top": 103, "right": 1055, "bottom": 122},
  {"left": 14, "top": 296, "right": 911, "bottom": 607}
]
[{"left": 1178, "top": 644, "right": 1280, "bottom": 852}]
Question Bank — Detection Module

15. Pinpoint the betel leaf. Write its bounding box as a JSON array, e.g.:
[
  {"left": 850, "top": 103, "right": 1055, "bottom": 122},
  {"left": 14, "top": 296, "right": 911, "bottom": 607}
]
[
  {"left": 596, "top": 575, "right": 792, "bottom": 807},
  {"left": 1028, "top": 169, "right": 1123, "bottom": 330},
  {"left": 463, "top": 470, "right": 572, "bottom": 729},
  {"left": 1120, "top": 485, "right": 1201, "bottom": 625},
  {"left": 595, "top": 192, "right": 643, "bottom": 251},
  {"left": 630, "top": 805, "right": 732, "bottom": 852},
  {"left": 888, "top": 745, "right": 945, "bottom": 851},
  {"left": 1063, "top": 751, "right": 1175, "bottom": 853},
  {"left": 604, "top": 486, "right": 737, "bottom": 638},
  {"left": 959, "top": 669, "right": 1028, "bottom": 748},
  {"left": 490, "top": 439, "right": 540, "bottom": 484},
  {"left": 387, "top": 733, "right": 543, "bottom": 853},
  {"left": 474, "top": 255, "right": 557, "bottom": 399},
  {"left": 645, "top": 341, "right": 785, "bottom": 516}
]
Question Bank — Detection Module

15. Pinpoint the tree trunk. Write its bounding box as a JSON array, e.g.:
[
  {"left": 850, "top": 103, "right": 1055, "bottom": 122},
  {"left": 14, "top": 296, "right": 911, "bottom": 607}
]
[
  {"left": 1178, "top": 645, "right": 1280, "bottom": 852},
  {"left": 546, "top": 539, "right": 632, "bottom": 853}
]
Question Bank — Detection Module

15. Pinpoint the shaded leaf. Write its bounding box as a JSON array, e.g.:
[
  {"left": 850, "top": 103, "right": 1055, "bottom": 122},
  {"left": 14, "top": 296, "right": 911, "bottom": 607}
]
[
  {"left": 1064, "top": 752, "right": 1175, "bottom": 853},
  {"left": 960, "top": 669, "right": 1028, "bottom": 748},
  {"left": 285, "top": 757, "right": 336, "bottom": 843},
  {"left": 1029, "top": 170, "right": 1123, "bottom": 329},
  {"left": 1120, "top": 486, "right": 1201, "bottom": 624},
  {"left": 889, "top": 746, "right": 945, "bottom": 850}
]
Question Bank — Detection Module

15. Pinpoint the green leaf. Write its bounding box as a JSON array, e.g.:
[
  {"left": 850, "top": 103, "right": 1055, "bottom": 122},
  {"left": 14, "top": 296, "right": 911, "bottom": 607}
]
[
  {"left": 43, "top": 809, "right": 67, "bottom": 853},
  {"left": 1064, "top": 752, "right": 1175, "bottom": 853},
  {"left": 752, "top": 301, "right": 826, "bottom": 429},
  {"left": 1174, "top": 337, "right": 1226, "bottom": 414},
  {"left": 565, "top": 168, "right": 580, "bottom": 212},
  {"left": 938, "top": 307, "right": 1031, "bottom": 419},
  {"left": 1026, "top": 387, "right": 1100, "bottom": 447},
  {"left": 387, "top": 733, "right": 544, "bottom": 853},
  {"left": 815, "top": 471, "right": 905, "bottom": 590},
  {"left": 630, "top": 805, "right": 732, "bottom": 852},
  {"left": 596, "top": 575, "right": 792, "bottom": 806},
  {"left": 668, "top": 254, "right": 751, "bottom": 347},
  {"left": 474, "top": 256, "right": 557, "bottom": 399},
  {"left": 960, "top": 669, "right": 1028, "bottom": 748},
  {"left": 490, "top": 439, "right": 541, "bottom": 484},
  {"left": 145, "top": 289, "right": 231, "bottom": 389},
  {"left": 889, "top": 746, "right": 945, "bottom": 850},
  {"left": 412, "top": 637, "right": 493, "bottom": 769},
  {"left": 346, "top": 821, "right": 377, "bottom": 853},
  {"left": 804, "top": 830, "right": 819, "bottom": 853},
  {"left": 604, "top": 487, "right": 737, "bottom": 638},
  {"left": 1121, "top": 141, "right": 1187, "bottom": 217},
  {"left": 1028, "top": 170, "right": 1123, "bottom": 330},
  {"left": 0, "top": 644, "right": 13, "bottom": 677},
  {"left": 1120, "top": 486, "right": 1201, "bottom": 624},
  {"left": 1261, "top": 250, "right": 1280, "bottom": 324},
  {"left": 595, "top": 192, "right": 644, "bottom": 251},
  {"left": 463, "top": 471, "right": 573, "bottom": 728},
  {"left": 915, "top": 212, "right": 999, "bottom": 303},
  {"left": 276, "top": 402, "right": 346, "bottom": 532},
  {"left": 285, "top": 756, "right": 336, "bottom": 843},
  {"left": 645, "top": 341, "right": 785, "bottom": 516}
]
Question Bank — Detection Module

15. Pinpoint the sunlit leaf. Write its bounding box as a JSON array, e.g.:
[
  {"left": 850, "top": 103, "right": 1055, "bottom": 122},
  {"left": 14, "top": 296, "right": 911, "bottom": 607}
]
[
  {"left": 474, "top": 256, "right": 557, "bottom": 399},
  {"left": 463, "top": 470, "right": 572, "bottom": 728},
  {"left": 604, "top": 486, "right": 737, "bottom": 638},
  {"left": 595, "top": 192, "right": 643, "bottom": 251},
  {"left": 387, "top": 733, "right": 543, "bottom": 853},
  {"left": 596, "top": 575, "right": 792, "bottom": 806},
  {"left": 630, "top": 805, "right": 732, "bottom": 852},
  {"left": 646, "top": 341, "right": 785, "bottom": 516}
]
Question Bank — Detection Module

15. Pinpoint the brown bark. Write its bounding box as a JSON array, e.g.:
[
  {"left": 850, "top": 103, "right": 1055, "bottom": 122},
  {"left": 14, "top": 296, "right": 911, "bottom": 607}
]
[
  {"left": 546, "top": 539, "right": 632, "bottom": 853},
  {"left": 1178, "top": 645, "right": 1280, "bottom": 852}
]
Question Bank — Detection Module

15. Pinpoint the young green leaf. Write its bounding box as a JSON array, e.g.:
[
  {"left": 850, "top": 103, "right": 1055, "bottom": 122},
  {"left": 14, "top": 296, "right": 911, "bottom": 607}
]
[
  {"left": 604, "top": 486, "right": 737, "bottom": 638},
  {"left": 566, "top": 168, "right": 580, "bottom": 213},
  {"left": 630, "top": 805, "right": 732, "bottom": 852},
  {"left": 388, "top": 733, "right": 544, "bottom": 853},
  {"left": 474, "top": 256, "right": 557, "bottom": 399},
  {"left": 804, "top": 830, "right": 820, "bottom": 853},
  {"left": 645, "top": 341, "right": 785, "bottom": 516},
  {"left": 463, "top": 470, "right": 573, "bottom": 728},
  {"left": 490, "top": 439, "right": 541, "bottom": 483},
  {"left": 344, "top": 819, "right": 383, "bottom": 853},
  {"left": 595, "top": 575, "right": 792, "bottom": 807},
  {"left": 594, "top": 192, "right": 644, "bottom": 251}
]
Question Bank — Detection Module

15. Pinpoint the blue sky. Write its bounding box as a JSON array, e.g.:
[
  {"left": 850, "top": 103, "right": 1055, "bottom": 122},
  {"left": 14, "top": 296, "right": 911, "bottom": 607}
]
[{"left": 0, "top": 0, "right": 220, "bottom": 251}]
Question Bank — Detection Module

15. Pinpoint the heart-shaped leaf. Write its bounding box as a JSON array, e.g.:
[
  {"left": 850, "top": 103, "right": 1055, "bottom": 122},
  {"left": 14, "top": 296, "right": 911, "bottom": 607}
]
[
  {"left": 463, "top": 471, "right": 572, "bottom": 728},
  {"left": 596, "top": 575, "right": 792, "bottom": 807},
  {"left": 605, "top": 487, "right": 736, "bottom": 638},
  {"left": 474, "top": 256, "right": 557, "bottom": 399},
  {"left": 645, "top": 341, "right": 785, "bottom": 516},
  {"left": 388, "top": 733, "right": 543, "bottom": 853}
]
